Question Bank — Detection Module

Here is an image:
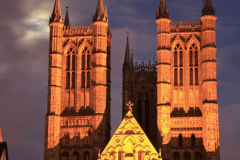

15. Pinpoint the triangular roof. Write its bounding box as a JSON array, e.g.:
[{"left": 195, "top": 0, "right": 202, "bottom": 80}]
[{"left": 99, "top": 111, "right": 160, "bottom": 160}]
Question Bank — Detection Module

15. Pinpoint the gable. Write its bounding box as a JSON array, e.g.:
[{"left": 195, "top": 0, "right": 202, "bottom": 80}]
[{"left": 99, "top": 111, "right": 159, "bottom": 160}]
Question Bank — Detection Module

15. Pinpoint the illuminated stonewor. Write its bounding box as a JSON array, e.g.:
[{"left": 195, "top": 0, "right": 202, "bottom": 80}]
[
  {"left": 44, "top": 0, "right": 112, "bottom": 159},
  {"left": 122, "top": 37, "right": 158, "bottom": 149},
  {"left": 156, "top": 0, "right": 219, "bottom": 159},
  {"left": 123, "top": 0, "right": 220, "bottom": 159},
  {"left": 99, "top": 101, "right": 162, "bottom": 160}
]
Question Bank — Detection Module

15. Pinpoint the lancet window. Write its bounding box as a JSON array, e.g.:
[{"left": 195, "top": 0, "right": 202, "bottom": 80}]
[
  {"left": 173, "top": 44, "right": 184, "bottom": 86},
  {"left": 191, "top": 134, "right": 196, "bottom": 147},
  {"left": 66, "top": 48, "right": 76, "bottom": 89},
  {"left": 81, "top": 47, "right": 91, "bottom": 89},
  {"left": 189, "top": 44, "right": 199, "bottom": 86},
  {"left": 178, "top": 134, "right": 183, "bottom": 147}
]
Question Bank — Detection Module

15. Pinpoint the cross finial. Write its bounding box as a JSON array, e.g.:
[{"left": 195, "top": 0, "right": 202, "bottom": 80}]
[
  {"left": 127, "top": 32, "right": 129, "bottom": 38},
  {"left": 126, "top": 101, "right": 134, "bottom": 112}
]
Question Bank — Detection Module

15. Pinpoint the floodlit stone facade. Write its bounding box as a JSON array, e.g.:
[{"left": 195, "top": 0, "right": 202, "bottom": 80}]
[
  {"left": 122, "top": 0, "right": 220, "bottom": 159},
  {"left": 44, "top": 0, "right": 112, "bottom": 159},
  {"left": 99, "top": 103, "right": 162, "bottom": 160}
]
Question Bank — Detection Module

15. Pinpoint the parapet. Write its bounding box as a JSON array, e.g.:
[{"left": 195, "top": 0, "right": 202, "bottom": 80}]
[
  {"left": 170, "top": 20, "right": 202, "bottom": 33},
  {"left": 134, "top": 61, "right": 156, "bottom": 72},
  {"left": 63, "top": 24, "right": 94, "bottom": 37}
]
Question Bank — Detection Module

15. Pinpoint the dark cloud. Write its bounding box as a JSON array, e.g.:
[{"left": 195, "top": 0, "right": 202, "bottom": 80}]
[{"left": 0, "top": 0, "right": 239, "bottom": 160}]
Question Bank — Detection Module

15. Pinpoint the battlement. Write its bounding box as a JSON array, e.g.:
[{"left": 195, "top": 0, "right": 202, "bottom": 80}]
[
  {"left": 134, "top": 61, "right": 156, "bottom": 72},
  {"left": 170, "top": 20, "right": 202, "bottom": 32},
  {"left": 63, "top": 24, "right": 94, "bottom": 36}
]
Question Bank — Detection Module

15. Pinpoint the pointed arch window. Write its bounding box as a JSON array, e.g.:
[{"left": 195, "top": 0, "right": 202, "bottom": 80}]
[
  {"left": 66, "top": 72, "right": 70, "bottom": 89},
  {"left": 82, "top": 72, "right": 85, "bottom": 88},
  {"left": 191, "top": 134, "right": 196, "bottom": 147},
  {"left": 72, "top": 55, "right": 75, "bottom": 70},
  {"left": 82, "top": 55, "right": 85, "bottom": 70},
  {"left": 195, "top": 50, "right": 198, "bottom": 66},
  {"left": 87, "top": 72, "right": 90, "bottom": 88},
  {"left": 195, "top": 68, "right": 199, "bottom": 85},
  {"left": 72, "top": 72, "right": 75, "bottom": 89},
  {"left": 189, "top": 51, "right": 193, "bottom": 66},
  {"left": 180, "top": 69, "right": 183, "bottom": 85},
  {"left": 87, "top": 54, "right": 90, "bottom": 70},
  {"left": 190, "top": 68, "right": 193, "bottom": 85},
  {"left": 174, "top": 51, "right": 178, "bottom": 66},
  {"left": 174, "top": 69, "right": 178, "bottom": 85},
  {"left": 179, "top": 51, "right": 183, "bottom": 66},
  {"left": 67, "top": 55, "right": 70, "bottom": 70},
  {"left": 66, "top": 48, "right": 76, "bottom": 90},
  {"left": 179, "top": 134, "right": 183, "bottom": 147}
]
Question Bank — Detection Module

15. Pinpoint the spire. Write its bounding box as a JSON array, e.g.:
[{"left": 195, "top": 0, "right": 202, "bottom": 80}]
[
  {"left": 123, "top": 35, "right": 132, "bottom": 69},
  {"left": 93, "top": 0, "right": 108, "bottom": 22},
  {"left": 64, "top": 6, "right": 70, "bottom": 26},
  {"left": 156, "top": 0, "right": 169, "bottom": 19},
  {"left": 202, "top": 0, "right": 215, "bottom": 16},
  {"left": 50, "top": 0, "right": 63, "bottom": 23},
  {"left": 0, "top": 128, "right": 2, "bottom": 142}
]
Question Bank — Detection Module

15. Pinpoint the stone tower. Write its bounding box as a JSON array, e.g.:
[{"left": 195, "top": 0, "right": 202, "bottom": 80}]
[
  {"left": 44, "top": 0, "right": 112, "bottom": 159},
  {"left": 155, "top": 0, "right": 219, "bottom": 159},
  {"left": 122, "top": 37, "right": 158, "bottom": 148},
  {"left": 123, "top": 0, "right": 220, "bottom": 159}
]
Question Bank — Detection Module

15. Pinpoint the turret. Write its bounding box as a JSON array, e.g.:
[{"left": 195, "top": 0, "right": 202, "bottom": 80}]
[
  {"left": 201, "top": 0, "right": 219, "bottom": 159},
  {"left": 122, "top": 36, "right": 133, "bottom": 119},
  {"left": 202, "top": 0, "right": 215, "bottom": 16},
  {"left": 156, "top": 0, "right": 169, "bottom": 19},
  {"left": 49, "top": 0, "right": 63, "bottom": 23},
  {"left": 92, "top": 0, "right": 111, "bottom": 156},
  {"left": 93, "top": 0, "right": 108, "bottom": 22},
  {"left": 123, "top": 36, "right": 132, "bottom": 69},
  {"left": 155, "top": 0, "right": 172, "bottom": 158},
  {"left": 64, "top": 6, "right": 70, "bottom": 26},
  {"left": 45, "top": 0, "right": 64, "bottom": 159}
]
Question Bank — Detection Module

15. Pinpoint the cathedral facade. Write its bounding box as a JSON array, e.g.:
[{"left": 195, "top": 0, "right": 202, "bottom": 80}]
[
  {"left": 122, "top": 0, "right": 220, "bottom": 159},
  {"left": 44, "top": 0, "right": 112, "bottom": 159},
  {"left": 44, "top": 0, "right": 220, "bottom": 160}
]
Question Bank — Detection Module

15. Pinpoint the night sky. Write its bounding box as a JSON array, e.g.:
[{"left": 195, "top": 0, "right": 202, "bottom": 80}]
[{"left": 0, "top": 0, "right": 239, "bottom": 159}]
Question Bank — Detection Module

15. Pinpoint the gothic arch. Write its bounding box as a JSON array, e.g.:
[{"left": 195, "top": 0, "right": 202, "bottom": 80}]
[
  {"left": 77, "top": 39, "right": 93, "bottom": 54},
  {"left": 123, "top": 135, "right": 136, "bottom": 146},
  {"left": 63, "top": 40, "right": 78, "bottom": 55},
  {"left": 186, "top": 35, "right": 200, "bottom": 50},
  {"left": 171, "top": 36, "right": 185, "bottom": 51}
]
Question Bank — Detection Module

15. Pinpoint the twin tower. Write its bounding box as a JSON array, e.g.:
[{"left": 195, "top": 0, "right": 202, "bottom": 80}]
[{"left": 45, "top": 0, "right": 220, "bottom": 160}]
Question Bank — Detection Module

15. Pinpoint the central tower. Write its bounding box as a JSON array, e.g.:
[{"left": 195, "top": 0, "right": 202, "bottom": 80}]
[{"left": 44, "top": 0, "right": 112, "bottom": 160}]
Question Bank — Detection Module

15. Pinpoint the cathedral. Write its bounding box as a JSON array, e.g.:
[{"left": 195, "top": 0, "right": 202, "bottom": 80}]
[{"left": 44, "top": 0, "right": 220, "bottom": 160}]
